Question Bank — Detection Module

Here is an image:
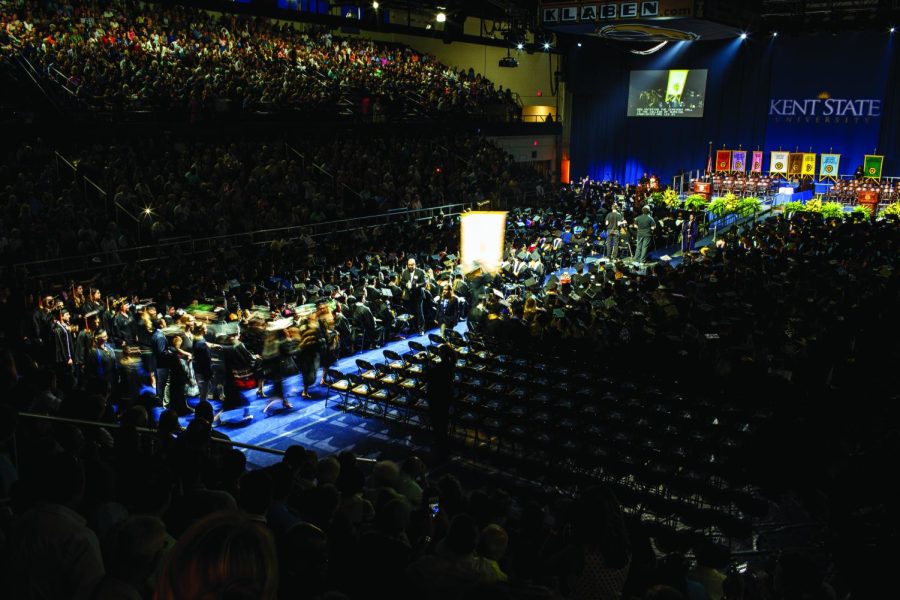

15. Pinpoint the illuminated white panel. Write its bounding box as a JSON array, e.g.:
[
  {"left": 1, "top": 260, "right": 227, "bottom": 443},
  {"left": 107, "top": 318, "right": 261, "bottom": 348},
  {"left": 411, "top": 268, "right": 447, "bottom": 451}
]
[{"left": 460, "top": 211, "right": 507, "bottom": 275}]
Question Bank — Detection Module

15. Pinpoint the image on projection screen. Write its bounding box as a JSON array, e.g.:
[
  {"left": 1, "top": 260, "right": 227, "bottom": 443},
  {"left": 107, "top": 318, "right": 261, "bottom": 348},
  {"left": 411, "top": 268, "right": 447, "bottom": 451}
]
[
  {"left": 627, "top": 69, "right": 708, "bottom": 117},
  {"left": 460, "top": 211, "right": 507, "bottom": 275}
]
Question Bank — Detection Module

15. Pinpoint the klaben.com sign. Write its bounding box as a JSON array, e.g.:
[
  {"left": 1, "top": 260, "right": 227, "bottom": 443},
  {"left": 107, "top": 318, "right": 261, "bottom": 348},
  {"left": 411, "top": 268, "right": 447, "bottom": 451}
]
[{"left": 542, "top": 1, "right": 693, "bottom": 23}]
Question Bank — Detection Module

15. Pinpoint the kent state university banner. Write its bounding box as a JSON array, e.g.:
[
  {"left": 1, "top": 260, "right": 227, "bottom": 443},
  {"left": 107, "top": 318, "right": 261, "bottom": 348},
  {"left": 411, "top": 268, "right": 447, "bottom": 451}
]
[
  {"left": 801, "top": 153, "right": 816, "bottom": 177},
  {"left": 819, "top": 154, "right": 840, "bottom": 181},
  {"left": 751, "top": 151, "right": 763, "bottom": 174},
  {"left": 863, "top": 155, "right": 884, "bottom": 180},
  {"left": 770, "top": 151, "right": 789, "bottom": 175},
  {"left": 788, "top": 153, "right": 805, "bottom": 176},
  {"left": 716, "top": 150, "right": 732, "bottom": 172},
  {"left": 766, "top": 33, "right": 889, "bottom": 171},
  {"left": 731, "top": 150, "right": 747, "bottom": 173}
]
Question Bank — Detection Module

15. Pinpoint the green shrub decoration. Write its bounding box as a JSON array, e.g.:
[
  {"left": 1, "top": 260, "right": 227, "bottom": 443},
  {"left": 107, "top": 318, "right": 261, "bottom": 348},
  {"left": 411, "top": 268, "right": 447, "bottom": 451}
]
[
  {"left": 879, "top": 202, "right": 900, "bottom": 219},
  {"left": 820, "top": 202, "right": 845, "bottom": 219},
  {"left": 783, "top": 201, "right": 805, "bottom": 216},
  {"left": 683, "top": 194, "right": 709, "bottom": 211},
  {"left": 708, "top": 192, "right": 739, "bottom": 217},
  {"left": 737, "top": 196, "right": 762, "bottom": 217},
  {"left": 851, "top": 205, "right": 872, "bottom": 218},
  {"left": 805, "top": 198, "right": 823, "bottom": 213},
  {"left": 661, "top": 189, "right": 681, "bottom": 209}
]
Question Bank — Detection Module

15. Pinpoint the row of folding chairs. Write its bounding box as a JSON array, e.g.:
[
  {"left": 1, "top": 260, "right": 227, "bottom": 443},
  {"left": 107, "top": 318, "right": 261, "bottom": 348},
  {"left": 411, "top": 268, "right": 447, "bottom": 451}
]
[{"left": 323, "top": 334, "right": 766, "bottom": 541}]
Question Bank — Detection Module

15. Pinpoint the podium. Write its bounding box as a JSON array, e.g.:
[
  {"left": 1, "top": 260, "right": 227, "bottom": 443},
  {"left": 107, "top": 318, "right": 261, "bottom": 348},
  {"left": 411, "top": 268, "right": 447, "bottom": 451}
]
[
  {"left": 692, "top": 181, "right": 711, "bottom": 199},
  {"left": 857, "top": 189, "right": 879, "bottom": 211}
]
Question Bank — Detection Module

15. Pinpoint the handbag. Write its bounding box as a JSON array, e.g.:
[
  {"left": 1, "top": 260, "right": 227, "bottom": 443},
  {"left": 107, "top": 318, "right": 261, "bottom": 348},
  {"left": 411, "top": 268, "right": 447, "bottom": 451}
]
[{"left": 183, "top": 359, "right": 200, "bottom": 397}]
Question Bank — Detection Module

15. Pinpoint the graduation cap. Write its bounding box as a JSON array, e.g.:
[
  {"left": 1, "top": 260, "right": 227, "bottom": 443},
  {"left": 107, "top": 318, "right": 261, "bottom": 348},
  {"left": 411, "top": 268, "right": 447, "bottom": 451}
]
[
  {"left": 569, "top": 293, "right": 581, "bottom": 303},
  {"left": 584, "top": 286, "right": 599, "bottom": 299},
  {"left": 574, "top": 263, "right": 585, "bottom": 273},
  {"left": 545, "top": 274, "right": 559, "bottom": 288},
  {"left": 551, "top": 230, "right": 563, "bottom": 237},
  {"left": 530, "top": 251, "right": 541, "bottom": 261},
  {"left": 83, "top": 310, "right": 100, "bottom": 319},
  {"left": 492, "top": 289, "right": 505, "bottom": 299},
  {"left": 266, "top": 317, "right": 293, "bottom": 332},
  {"left": 294, "top": 283, "right": 307, "bottom": 290},
  {"left": 553, "top": 308, "right": 566, "bottom": 318},
  {"left": 443, "top": 259, "right": 455, "bottom": 268},
  {"left": 430, "top": 254, "right": 441, "bottom": 262},
  {"left": 446, "top": 254, "right": 457, "bottom": 261},
  {"left": 516, "top": 251, "right": 528, "bottom": 260},
  {"left": 523, "top": 277, "right": 539, "bottom": 289}
]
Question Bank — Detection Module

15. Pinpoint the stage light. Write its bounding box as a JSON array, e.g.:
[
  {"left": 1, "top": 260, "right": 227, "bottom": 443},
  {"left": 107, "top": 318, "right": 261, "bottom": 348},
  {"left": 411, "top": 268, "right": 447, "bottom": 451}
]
[
  {"left": 543, "top": 42, "right": 551, "bottom": 50},
  {"left": 372, "top": 1, "right": 378, "bottom": 8},
  {"left": 740, "top": 32, "right": 748, "bottom": 40},
  {"left": 892, "top": 27, "right": 896, "bottom": 33},
  {"left": 577, "top": 42, "right": 582, "bottom": 47},
  {"left": 436, "top": 12, "right": 446, "bottom": 23},
  {"left": 516, "top": 42, "right": 524, "bottom": 50},
  {"left": 772, "top": 31, "right": 778, "bottom": 37}
]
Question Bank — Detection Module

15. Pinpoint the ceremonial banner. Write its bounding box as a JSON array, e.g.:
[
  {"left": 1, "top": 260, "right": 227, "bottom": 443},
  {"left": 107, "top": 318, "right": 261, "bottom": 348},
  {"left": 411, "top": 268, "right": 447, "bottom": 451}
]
[
  {"left": 731, "top": 150, "right": 747, "bottom": 173},
  {"left": 801, "top": 153, "right": 816, "bottom": 177},
  {"left": 788, "top": 153, "right": 805, "bottom": 176},
  {"left": 751, "top": 151, "right": 763, "bottom": 174},
  {"left": 863, "top": 155, "right": 884, "bottom": 181},
  {"left": 716, "top": 150, "right": 732, "bottom": 173},
  {"left": 819, "top": 154, "right": 840, "bottom": 181},
  {"left": 770, "top": 151, "right": 789, "bottom": 175}
]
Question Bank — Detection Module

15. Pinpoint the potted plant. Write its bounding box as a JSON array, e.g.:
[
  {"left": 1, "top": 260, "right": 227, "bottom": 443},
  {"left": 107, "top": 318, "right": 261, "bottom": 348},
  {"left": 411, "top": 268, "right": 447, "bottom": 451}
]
[
  {"left": 737, "top": 196, "right": 762, "bottom": 217},
  {"left": 850, "top": 205, "right": 872, "bottom": 219},
  {"left": 878, "top": 201, "right": 900, "bottom": 220},
  {"left": 804, "top": 198, "right": 823, "bottom": 214},
  {"left": 661, "top": 189, "right": 680, "bottom": 210},
  {"left": 683, "top": 194, "right": 709, "bottom": 212},
  {"left": 708, "top": 192, "right": 739, "bottom": 217},
  {"left": 820, "top": 201, "right": 844, "bottom": 220},
  {"left": 783, "top": 201, "right": 805, "bottom": 216}
]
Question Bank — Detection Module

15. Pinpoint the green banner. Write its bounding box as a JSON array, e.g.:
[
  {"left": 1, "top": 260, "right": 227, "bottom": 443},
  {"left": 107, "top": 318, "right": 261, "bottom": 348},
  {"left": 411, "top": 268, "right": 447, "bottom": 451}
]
[{"left": 863, "top": 155, "right": 883, "bottom": 180}]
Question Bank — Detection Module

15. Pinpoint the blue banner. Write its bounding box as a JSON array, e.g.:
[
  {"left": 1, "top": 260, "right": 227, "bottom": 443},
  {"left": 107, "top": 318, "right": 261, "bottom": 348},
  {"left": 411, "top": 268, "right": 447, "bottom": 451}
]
[
  {"left": 819, "top": 154, "right": 840, "bottom": 180},
  {"left": 766, "top": 33, "right": 891, "bottom": 176}
]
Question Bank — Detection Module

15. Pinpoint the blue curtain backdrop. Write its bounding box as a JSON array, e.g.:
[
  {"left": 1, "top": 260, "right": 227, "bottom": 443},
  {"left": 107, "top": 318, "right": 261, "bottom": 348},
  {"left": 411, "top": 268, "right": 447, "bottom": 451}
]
[{"left": 568, "top": 33, "right": 898, "bottom": 183}]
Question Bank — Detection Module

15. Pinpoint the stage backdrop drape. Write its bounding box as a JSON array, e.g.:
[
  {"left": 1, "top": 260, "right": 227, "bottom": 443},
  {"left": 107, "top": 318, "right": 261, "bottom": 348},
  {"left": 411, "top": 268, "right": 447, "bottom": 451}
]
[{"left": 568, "top": 32, "right": 897, "bottom": 183}]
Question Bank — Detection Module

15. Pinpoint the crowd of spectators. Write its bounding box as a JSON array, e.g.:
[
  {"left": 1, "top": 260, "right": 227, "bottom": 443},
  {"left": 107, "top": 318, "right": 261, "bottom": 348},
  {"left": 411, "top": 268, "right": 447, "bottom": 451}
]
[
  {"left": 0, "top": 166, "right": 894, "bottom": 597},
  {"left": 0, "top": 132, "right": 536, "bottom": 264},
  {"left": 0, "top": 0, "right": 519, "bottom": 119},
  {"left": 6, "top": 166, "right": 898, "bottom": 597},
  {"left": 0, "top": 382, "right": 845, "bottom": 600}
]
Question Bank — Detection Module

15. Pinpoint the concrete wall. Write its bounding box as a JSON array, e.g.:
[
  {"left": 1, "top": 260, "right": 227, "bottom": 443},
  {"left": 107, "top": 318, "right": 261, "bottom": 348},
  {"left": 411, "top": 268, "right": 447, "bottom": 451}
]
[
  {"left": 489, "top": 134, "right": 558, "bottom": 180},
  {"left": 341, "top": 27, "right": 565, "bottom": 117}
]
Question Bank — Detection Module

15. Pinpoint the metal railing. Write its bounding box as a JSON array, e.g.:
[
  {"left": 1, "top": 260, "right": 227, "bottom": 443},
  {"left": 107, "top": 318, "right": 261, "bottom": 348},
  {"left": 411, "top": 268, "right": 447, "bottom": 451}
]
[
  {"left": 284, "top": 142, "right": 362, "bottom": 200},
  {"left": 707, "top": 204, "right": 775, "bottom": 241},
  {"left": 13, "top": 201, "right": 476, "bottom": 283}
]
